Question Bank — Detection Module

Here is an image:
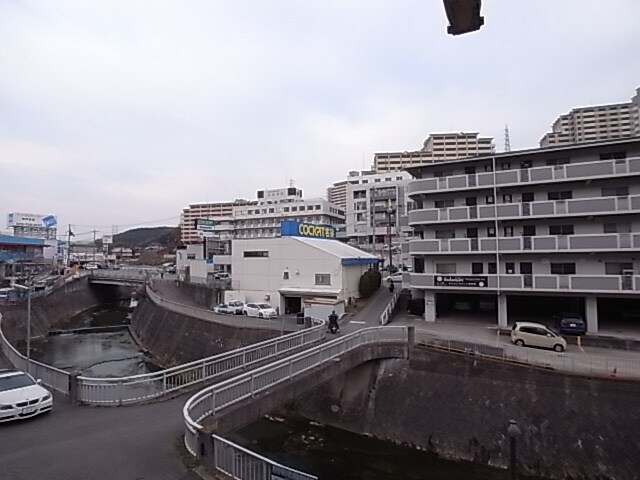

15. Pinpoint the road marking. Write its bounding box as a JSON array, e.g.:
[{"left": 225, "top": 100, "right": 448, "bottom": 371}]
[{"left": 350, "top": 321, "right": 366, "bottom": 324}]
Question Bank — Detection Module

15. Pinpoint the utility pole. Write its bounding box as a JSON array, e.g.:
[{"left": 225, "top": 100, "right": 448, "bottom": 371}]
[
  {"left": 387, "top": 199, "right": 394, "bottom": 271},
  {"left": 67, "top": 225, "right": 73, "bottom": 268},
  {"left": 92, "top": 230, "right": 97, "bottom": 263}
]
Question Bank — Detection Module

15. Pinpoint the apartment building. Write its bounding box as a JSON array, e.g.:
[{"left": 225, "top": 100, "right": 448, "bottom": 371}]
[
  {"left": 405, "top": 138, "right": 640, "bottom": 334},
  {"left": 540, "top": 87, "right": 640, "bottom": 147},
  {"left": 233, "top": 187, "right": 344, "bottom": 239},
  {"left": 373, "top": 132, "right": 495, "bottom": 173},
  {"left": 340, "top": 171, "right": 414, "bottom": 264},
  {"left": 180, "top": 201, "right": 237, "bottom": 244}
]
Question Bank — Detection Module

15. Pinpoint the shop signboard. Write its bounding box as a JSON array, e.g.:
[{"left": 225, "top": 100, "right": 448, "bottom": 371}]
[
  {"left": 434, "top": 275, "right": 488, "bottom": 288},
  {"left": 194, "top": 218, "right": 216, "bottom": 231},
  {"left": 280, "top": 220, "right": 336, "bottom": 240}
]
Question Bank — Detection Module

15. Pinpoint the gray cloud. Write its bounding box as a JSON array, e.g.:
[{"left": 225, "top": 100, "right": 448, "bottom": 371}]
[{"left": 1, "top": 0, "right": 639, "bottom": 237}]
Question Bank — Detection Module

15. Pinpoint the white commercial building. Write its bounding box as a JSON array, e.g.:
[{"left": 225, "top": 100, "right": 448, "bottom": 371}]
[
  {"left": 229, "top": 220, "right": 380, "bottom": 317},
  {"left": 405, "top": 137, "right": 640, "bottom": 334},
  {"left": 540, "top": 87, "right": 640, "bottom": 147},
  {"left": 373, "top": 132, "right": 495, "bottom": 173}
]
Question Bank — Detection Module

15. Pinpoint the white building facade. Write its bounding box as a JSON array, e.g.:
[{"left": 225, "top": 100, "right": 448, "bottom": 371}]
[
  {"left": 540, "top": 87, "right": 640, "bottom": 147},
  {"left": 405, "top": 138, "right": 640, "bottom": 334},
  {"left": 230, "top": 221, "right": 379, "bottom": 315},
  {"left": 373, "top": 132, "right": 495, "bottom": 173}
]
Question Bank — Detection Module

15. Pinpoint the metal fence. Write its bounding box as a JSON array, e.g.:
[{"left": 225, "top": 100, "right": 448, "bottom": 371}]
[
  {"left": 212, "top": 435, "right": 318, "bottom": 480},
  {"left": 183, "top": 326, "right": 409, "bottom": 460},
  {"left": 77, "top": 322, "right": 326, "bottom": 405},
  {"left": 415, "top": 329, "right": 640, "bottom": 380},
  {"left": 0, "top": 313, "right": 70, "bottom": 394}
]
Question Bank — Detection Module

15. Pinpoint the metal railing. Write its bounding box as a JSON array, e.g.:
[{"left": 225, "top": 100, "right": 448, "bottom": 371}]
[
  {"left": 415, "top": 329, "right": 640, "bottom": 380},
  {"left": 89, "top": 269, "right": 150, "bottom": 283},
  {"left": 0, "top": 313, "right": 70, "bottom": 394},
  {"left": 183, "top": 326, "right": 409, "bottom": 459},
  {"left": 379, "top": 291, "right": 399, "bottom": 325},
  {"left": 212, "top": 435, "right": 318, "bottom": 480},
  {"left": 77, "top": 322, "right": 325, "bottom": 405}
]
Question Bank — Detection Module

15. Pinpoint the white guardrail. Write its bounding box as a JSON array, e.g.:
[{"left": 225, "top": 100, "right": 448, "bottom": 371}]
[
  {"left": 182, "top": 326, "right": 409, "bottom": 475},
  {"left": 0, "top": 313, "right": 70, "bottom": 395},
  {"left": 379, "top": 291, "right": 399, "bottom": 325},
  {"left": 414, "top": 329, "right": 640, "bottom": 380}
]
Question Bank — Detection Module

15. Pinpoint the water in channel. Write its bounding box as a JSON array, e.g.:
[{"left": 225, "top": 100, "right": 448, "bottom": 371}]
[
  {"left": 230, "top": 415, "right": 546, "bottom": 480},
  {"left": 32, "top": 301, "right": 159, "bottom": 377}
]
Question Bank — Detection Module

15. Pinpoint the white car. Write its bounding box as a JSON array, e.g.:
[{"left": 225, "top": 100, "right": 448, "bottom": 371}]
[
  {"left": 0, "top": 369, "right": 53, "bottom": 423},
  {"left": 213, "top": 303, "right": 234, "bottom": 314},
  {"left": 85, "top": 263, "right": 99, "bottom": 270},
  {"left": 385, "top": 272, "right": 403, "bottom": 283},
  {"left": 227, "top": 300, "right": 245, "bottom": 315},
  {"left": 243, "top": 303, "right": 277, "bottom": 318}
]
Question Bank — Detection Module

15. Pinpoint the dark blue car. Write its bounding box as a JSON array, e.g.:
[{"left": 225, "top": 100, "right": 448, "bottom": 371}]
[{"left": 556, "top": 314, "right": 587, "bottom": 336}]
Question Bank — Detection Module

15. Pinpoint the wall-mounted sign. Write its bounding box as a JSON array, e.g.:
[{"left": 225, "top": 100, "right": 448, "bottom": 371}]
[
  {"left": 280, "top": 220, "right": 336, "bottom": 240},
  {"left": 434, "top": 275, "right": 488, "bottom": 288},
  {"left": 194, "top": 218, "right": 216, "bottom": 231},
  {"left": 102, "top": 234, "right": 113, "bottom": 245}
]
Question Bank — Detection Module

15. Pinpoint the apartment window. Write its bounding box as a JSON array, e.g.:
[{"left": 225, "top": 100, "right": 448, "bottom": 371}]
[
  {"left": 362, "top": 180, "right": 368, "bottom": 184},
  {"left": 434, "top": 170, "right": 446, "bottom": 178},
  {"left": 315, "top": 273, "right": 331, "bottom": 286},
  {"left": 521, "top": 192, "right": 534, "bottom": 203},
  {"left": 396, "top": 176, "right": 403, "bottom": 181},
  {"left": 605, "top": 263, "right": 633, "bottom": 275},
  {"left": 520, "top": 160, "right": 532, "bottom": 169},
  {"left": 548, "top": 191, "right": 572, "bottom": 200},
  {"left": 550, "top": 263, "right": 576, "bottom": 275},
  {"left": 601, "top": 186, "right": 629, "bottom": 197},
  {"left": 375, "top": 179, "right": 381, "bottom": 183},
  {"left": 385, "top": 177, "right": 392, "bottom": 182},
  {"left": 435, "top": 230, "right": 456, "bottom": 239},
  {"left": 603, "top": 223, "right": 631, "bottom": 233},
  {"left": 502, "top": 194, "right": 512, "bottom": 203},
  {"left": 488, "top": 263, "right": 497, "bottom": 274},
  {"left": 504, "top": 226, "right": 514, "bottom": 237},
  {"left": 486, "top": 195, "right": 495, "bottom": 204},
  {"left": 243, "top": 250, "right": 269, "bottom": 258},
  {"left": 472, "top": 263, "right": 484, "bottom": 274},
  {"left": 464, "top": 166, "right": 476, "bottom": 175},
  {"left": 487, "top": 226, "right": 496, "bottom": 237},
  {"left": 520, "top": 262, "right": 533, "bottom": 274},
  {"left": 549, "top": 225, "right": 574, "bottom": 235},
  {"left": 435, "top": 199, "right": 455, "bottom": 209},
  {"left": 414, "top": 257, "right": 425, "bottom": 274},
  {"left": 599, "top": 151, "right": 627, "bottom": 160},
  {"left": 268, "top": 208, "right": 274, "bottom": 213},
  {"left": 283, "top": 271, "right": 290, "bottom": 280},
  {"left": 187, "top": 253, "right": 196, "bottom": 260},
  {"left": 435, "top": 263, "right": 457, "bottom": 274},
  {"left": 500, "top": 161, "right": 511, "bottom": 170},
  {"left": 484, "top": 164, "right": 493, "bottom": 172},
  {"left": 353, "top": 190, "right": 366, "bottom": 199},
  {"left": 545, "top": 158, "right": 570, "bottom": 166},
  {"left": 292, "top": 206, "right": 298, "bottom": 211},
  {"left": 505, "top": 262, "right": 515, "bottom": 274},
  {"left": 315, "top": 205, "right": 321, "bottom": 210},
  {"left": 522, "top": 225, "right": 536, "bottom": 236}
]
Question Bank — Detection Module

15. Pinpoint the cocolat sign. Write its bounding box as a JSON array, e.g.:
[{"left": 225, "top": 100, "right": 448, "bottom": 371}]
[
  {"left": 280, "top": 220, "right": 337, "bottom": 239},
  {"left": 297, "top": 223, "right": 335, "bottom": 238}
]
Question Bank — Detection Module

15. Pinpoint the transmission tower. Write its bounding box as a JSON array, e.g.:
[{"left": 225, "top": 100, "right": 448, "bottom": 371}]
[{"left": 504, "top": 124, "right": 511, "bottom": 152}]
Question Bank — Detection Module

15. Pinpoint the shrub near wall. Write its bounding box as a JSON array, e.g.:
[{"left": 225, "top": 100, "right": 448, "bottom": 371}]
[{"left": 358, "top": 270, "right": 382, "bottom": 298}]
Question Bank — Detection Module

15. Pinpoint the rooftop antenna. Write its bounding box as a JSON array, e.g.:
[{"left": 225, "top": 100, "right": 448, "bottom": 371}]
[
  {"left": 289, "top": 179, "right": 295, "bottom": 187},
  {"left": 504, "top": 124, "right": 511, "bottom": 152}
]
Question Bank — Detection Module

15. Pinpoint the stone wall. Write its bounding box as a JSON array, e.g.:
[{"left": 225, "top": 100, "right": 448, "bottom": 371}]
[
  {"left": 291, "top": 347, "right": 640, "bottom": 480},
  {"left": 130, "top": 296, "right": 279, "bottom": 366},
  {"left": 0, "top": 278, "right": 130, "bottom": 352}
]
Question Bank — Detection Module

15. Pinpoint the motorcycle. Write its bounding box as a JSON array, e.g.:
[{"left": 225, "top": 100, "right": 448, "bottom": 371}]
[{"left": 329, "top": 323, "right": 340, "bottom": 334}]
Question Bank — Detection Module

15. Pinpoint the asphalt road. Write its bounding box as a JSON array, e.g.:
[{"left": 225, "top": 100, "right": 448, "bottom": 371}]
[{"left": 0, "top": 392, "right": 192, "bottom": 480}]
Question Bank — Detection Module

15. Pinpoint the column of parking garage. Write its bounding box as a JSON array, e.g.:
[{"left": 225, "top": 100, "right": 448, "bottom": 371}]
[
  {"left": 586, "top": 295, "right": 599, "bottom": 333},
  {"left": 424, "top": 291, "right": 436, "bottom": 322},
  {"left": 492, "top": 155, "right": 508, "bottom": 329}
]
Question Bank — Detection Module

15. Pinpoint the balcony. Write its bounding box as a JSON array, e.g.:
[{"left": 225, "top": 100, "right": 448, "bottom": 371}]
[
  {"left": 408, "top": 195, "right": 640, "bottom": 225},
  {"left": 407, "top": 273, "right": 640, "bottom": 293},
  {"left": 409, "top": 233, "right": 640, "bottom": 254},
  {"left": 407, "top": 156, "right": 640, "bottom": 196}
]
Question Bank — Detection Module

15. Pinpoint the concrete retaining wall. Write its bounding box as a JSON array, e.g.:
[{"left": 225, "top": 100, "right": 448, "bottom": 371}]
[
  {"left": 0, "top": 278, "right": 130, "bottom": 353},
  {"left": 291, "top": 347, "right": 640, "bottom": 480},
  {"left": 130, "top": 297, "right": 280, "bottom": 366}
]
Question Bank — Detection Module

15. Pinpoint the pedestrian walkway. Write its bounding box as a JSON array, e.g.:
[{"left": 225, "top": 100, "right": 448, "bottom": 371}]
[{"left": 340, "top": 286, "right": 394, "bottom": 334}]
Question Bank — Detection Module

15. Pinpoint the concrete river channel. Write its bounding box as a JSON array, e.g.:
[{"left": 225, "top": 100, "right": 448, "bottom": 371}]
[
  {"left": 31, "top": 301, "right": 159, "bottom": 377},
  {"left": 31, "top": 302, "right": 546, "bottom": 479}
]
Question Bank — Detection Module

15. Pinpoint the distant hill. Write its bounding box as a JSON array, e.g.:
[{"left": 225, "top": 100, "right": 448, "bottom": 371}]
[{"left": 113, "top": 226, "right": 180, "bottom": 249}]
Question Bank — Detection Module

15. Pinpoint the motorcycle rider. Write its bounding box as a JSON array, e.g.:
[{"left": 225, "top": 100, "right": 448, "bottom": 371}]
[{"left": 328, "top": 310, "right": 339, "bottom": 333}]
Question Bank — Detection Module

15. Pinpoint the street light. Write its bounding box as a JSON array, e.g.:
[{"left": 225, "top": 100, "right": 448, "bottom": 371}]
[
  {"left": 507, "top": 419, "right": 522, "bottom": 480},
  {"left": 11, "top": 282, "right": 31, "bottom": 374}
]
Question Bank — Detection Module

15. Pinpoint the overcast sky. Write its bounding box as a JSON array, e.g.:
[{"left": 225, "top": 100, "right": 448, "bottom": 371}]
[{"left": 1, "top": 0, "right": 639, "bottom": 239}]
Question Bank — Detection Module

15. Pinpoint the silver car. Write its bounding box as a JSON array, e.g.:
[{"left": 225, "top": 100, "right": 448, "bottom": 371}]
[
  {"left": 0, "top": 369, "right": 53, "bottom": 423},
  {"left": 511, "top": 322, "right": 567, "bottom": 352}
]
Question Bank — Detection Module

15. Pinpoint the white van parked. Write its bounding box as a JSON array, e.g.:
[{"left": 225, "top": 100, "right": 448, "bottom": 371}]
[{"left": 0, "top": 288, "right": 14, "bottom": 301}]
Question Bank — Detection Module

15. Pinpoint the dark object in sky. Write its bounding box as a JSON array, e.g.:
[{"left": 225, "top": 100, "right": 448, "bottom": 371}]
[{"left": 443, "top": 0, "right": 484, "bottom": 35}]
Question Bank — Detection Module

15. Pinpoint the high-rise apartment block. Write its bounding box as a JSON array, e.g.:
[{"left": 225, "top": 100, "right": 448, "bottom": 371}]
[
  {"left": 540, "top": 87, "right": 640, "bottom": 148},
  {"left": 404, "top": 137, "right": 640, "bottom": 334},
  {"left": 373, "top": 132, "right": 495, "bottom": 173},
  {"left": 180, "top": 201, "right": 237, "bottom": 244}
]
